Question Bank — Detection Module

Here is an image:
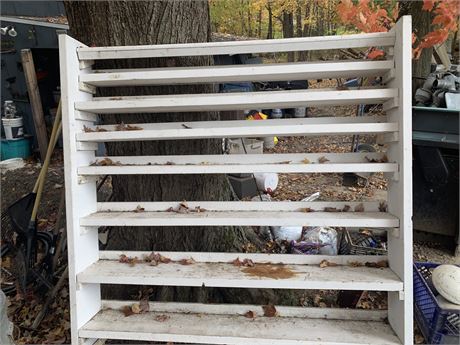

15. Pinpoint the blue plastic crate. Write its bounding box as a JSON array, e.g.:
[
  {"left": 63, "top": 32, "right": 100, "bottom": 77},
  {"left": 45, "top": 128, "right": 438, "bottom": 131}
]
[{"left": 414, "top": 262, "right": 460, "bottom": 344}]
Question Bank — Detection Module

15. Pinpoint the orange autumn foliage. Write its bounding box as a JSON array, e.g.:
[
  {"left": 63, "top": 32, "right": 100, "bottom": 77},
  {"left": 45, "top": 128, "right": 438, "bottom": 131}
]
[{"left": 337, "top": 0, "right": 460, "bottom": 59}]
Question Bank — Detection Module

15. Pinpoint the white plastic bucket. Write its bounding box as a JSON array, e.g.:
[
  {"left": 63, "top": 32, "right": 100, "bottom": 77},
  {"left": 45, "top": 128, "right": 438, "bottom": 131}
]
[
  {"left": 254, "top": 172, "right": 278, "bottom": 193},
  {"left": 2, "top": 117, "right": 24, "bottom": 140},
  {"left": 262, "top": 136, "right": 275, "bottom": 149},
  {"left": 294, "top": 107, "right": 306, "bottom": 118}
]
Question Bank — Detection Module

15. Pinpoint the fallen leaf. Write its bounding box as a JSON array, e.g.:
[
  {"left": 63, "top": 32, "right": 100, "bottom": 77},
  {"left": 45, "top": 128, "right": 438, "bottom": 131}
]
[
  {"left": 323, "top": 207, "right": 339, "bottom": 212},
  {"left": 244, "top": 310, "right": 256, "bottom": 318},
  {"left": 134, "top": 205, "right": 145, "bottom": 213},
  {"left": 301, "top": 207, "right": 314, "bottom": 212},
  {"left": 262, "top": 304, "right": 278, "bottom": 317},
  {"left": 302, "top": 158, "right": 310, "bottom": 164},
  {"left": 365, "top": 260, "right": 388, "bottom": 268},
  {"left": 378, "top": 201, "right": 388, "bottom": 212},
  {"left": 115, "top": 122, "right": 143, "bottom": 131},
  {"left": 232, "top": 257, "right": 243, "bottom": 266},
  {"left": 354, "top": 203, "right": 365, "bottom": 212},
  {"left": 154, "top": 314, "right": 170, "bottom": 322},
  {"left": 278, "top": 160, "right": 292, "bottom": 164},
  {"left": 121, "top": 305, "right": 134, "bottom": 317},
  {"left": 178, "top": 258, "right": 196, "bottom": 265},
  {"left": 139, "top": 299, "right": 149, "bottom": 313},
  {"left": 319, "top": 259, "right": 339, "bottom": 268},
  {"left": 131, "top": 303, "right": 141, "bottom": 314},
  {"left": 348, "top": 261, "right": 364, "bottom": 267},
  {"left": 318, "top": 156, "right": 330, "bottom": 164},
  {"left": 342, "top": 205, "right": 351, "bottom": 212}
]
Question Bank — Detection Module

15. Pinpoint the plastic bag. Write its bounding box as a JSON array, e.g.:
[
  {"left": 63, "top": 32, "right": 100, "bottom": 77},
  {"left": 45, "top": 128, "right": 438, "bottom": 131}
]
[{"left": 303, "top": 226, "right": 338, "bottom": 255}]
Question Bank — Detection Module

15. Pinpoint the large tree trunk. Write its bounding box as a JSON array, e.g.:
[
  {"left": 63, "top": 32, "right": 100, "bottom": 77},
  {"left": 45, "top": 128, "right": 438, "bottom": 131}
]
[
  {"left": 399, "top": 1, "right": 433, "bottom": 96},
  {"left": 64, "top": 0, "right": 268, "bottom": 303}
]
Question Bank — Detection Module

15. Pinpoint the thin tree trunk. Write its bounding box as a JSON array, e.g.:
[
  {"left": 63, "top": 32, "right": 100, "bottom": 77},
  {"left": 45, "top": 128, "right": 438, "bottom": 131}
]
[
  {"left": 257, "top": 8, "right": 262, "bottom": 38},
  {"left": 63, "top": 0, "right": 269, "bottom": 304},
  {"left": 266, "top": 2, "right": 273, "bottom": 39},
  {"left": 282, "top": 11, "right": 295, "bottom": 62},
  {"left": 296, "top": 3, "right": 304, "bottom": 61}
]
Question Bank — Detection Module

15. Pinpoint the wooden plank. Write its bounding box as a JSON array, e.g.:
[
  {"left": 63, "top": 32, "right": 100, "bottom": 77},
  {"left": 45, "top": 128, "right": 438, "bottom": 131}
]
[
  {"left": 77, "top": 31, "right": 395, "bottom": 60},
  {"left": 81, "top": 60, "right": 393, "bottom": 87},
  {"left": 75, "top": 88, "right": 397, "bottom": 114},
  {"left": 78, "top": 259, "right": 403, "bottom": 291},
  {"left": 386, "top": 16, "right": 413, "bottom": 345},
  {"left": 79, "top": 152, "right": 396, "bottom": 175},
  {"left": 97, "top": 201, "right": 385, "bottom": 213},
  {"left": 80, "top": 210, "right": 398, "bottom": 227},
  {"left": 79, "top": 301, "right": 400, "bottom": 345},
  {"left": 21, "top": 49, "right": 48, "bottom": 161},
  {"left": 59, "top": 35, "right": 100, "bottom": 345},
  {"left": 99, "top": 251, "right": 389, "bottom": 266},
  {"left": 102, "top": 300, "right": 389, "bottom": 320},
  {"left": 77, "top": 116, "right": 398, "bottom": 142},
  {"left": 79, "top": 162, "right": 397, "bottom": 175}
]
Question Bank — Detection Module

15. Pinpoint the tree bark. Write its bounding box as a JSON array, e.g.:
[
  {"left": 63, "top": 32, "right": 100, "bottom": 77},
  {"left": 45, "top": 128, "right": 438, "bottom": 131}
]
[
  {"left": 64, "top": 0, "right": 265, "bottom": 303},
  {"left": 266, "top": 2, "right": 273, "bottom": 39},
  {"left": 282, "top": 11, "right": 295, "bottom": 61},
  {"left": 399, "top": 1, "right": 433, "bottom": 95}
]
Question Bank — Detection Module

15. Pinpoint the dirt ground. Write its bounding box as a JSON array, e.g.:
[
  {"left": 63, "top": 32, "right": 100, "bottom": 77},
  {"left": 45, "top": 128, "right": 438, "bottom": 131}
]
[{"left": 1, "top": 89, "right": 457, "bottom": 343}]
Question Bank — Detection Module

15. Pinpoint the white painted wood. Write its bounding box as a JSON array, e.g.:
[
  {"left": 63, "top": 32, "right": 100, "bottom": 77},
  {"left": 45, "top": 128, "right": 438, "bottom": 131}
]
[
  {"left": 103, "top": 300, "right": 389, "bottom": 320},
  {"left": 61, "top": 21, "right": 413, "bottom": 344},
  {"left": 99, "top": 251, "right": 389, "bottom": 266},
  {"left": 78, "top": 259, "right": 403, "bottom": 291},
  {"left": 97, "top": 201, "right": 384, "bottom": 212},
  {"left": 77, "top": 116, "right": 398, "bottom": 142},
  {"left": 80, "top": 210, "right": 398, "bottom": 228},
  {"left": 77, "top": 31, "right": 395, "bottom": 60},
  {"left": 81, "top": 60, "right": 393, "bottom": 87},
  {"left": 80, "top": 307, "right": 400, "bottom": 345},
  {"left": 59, "top": 35, "right": 100, "bottom": 345},
  {"left": 386, "top": 16, "right": 413, "bottom": 345},
  {"left": 75, "top": 88, "right": 397, "bottom": 114},
  {"left": 79, "top": 162, "right": 397, "bottom": 175},
  {"left": 91, "top": 152, "right": 387, "bottom": 164}
]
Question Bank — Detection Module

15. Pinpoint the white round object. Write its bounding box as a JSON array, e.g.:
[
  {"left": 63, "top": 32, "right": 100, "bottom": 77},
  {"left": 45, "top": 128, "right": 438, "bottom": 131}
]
[
  {"left": 270, "top": 226, "right": 302, "bottom": 241},
  {"left": 253, "top": 173, "right": 278, "bottom": 193},
  {"left": 432, "top": 264, "right": 460, "bottom": 305}
]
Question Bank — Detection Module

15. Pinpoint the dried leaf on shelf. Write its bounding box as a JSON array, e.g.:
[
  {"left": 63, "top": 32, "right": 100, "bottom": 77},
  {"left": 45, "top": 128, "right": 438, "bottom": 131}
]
[
  {"left": 348, "top": 261, "right": 364, "bottom": 267},
  {"left": 134, "top": 205, "right": 145, "bottom": 213},
  {"left": 319, "top": 259, "right": 339, "bottom": 268},
  {"left": 244, "top": 310, "right": 257, "bottom": 319},
  {"left": 354, "top": 203, "right": 365, "bottom": 212},
  {"left": 178, "top": 258, "right": 196, "bottom": 265},
  {"left": 302, "top": 158, "right": 311, "bottom": 164},
  {"left": 365, "top": 260, "right": 388, "bottom": 268},
  {"left": 93, "top": 158, "right": 122, "bottom": 166},
  {"left": 342, "top": 205, "right": 351, "bottom": 212},
  {"left": 317, "top": 156, "right": 330, "bottom": 164},
  {"left": 139, "top": 299, "right": 150, "bottom": 313},
  {"left": 115, "top": 122, "right": 143, "bottom": 131},
  {"left": 262, "top": 304, "right": 278, "bottom": 317},
  {"left": 300, "top": 207, "right": 314, "bottom": 212},
  {"left": 323, "top": 207, "right": 339, "bottom": 212},
  {"left": 378, "top": 201, "right": 388, "bottom": 212},
  {"left": 119, "top": 254, "right": 139, "bottom": 266},
  {"left": 154, "top": 314, "right": 170, "bottom": 322},
  {"left": 278, "top": 160, "right": 292, "bottom": 164}
]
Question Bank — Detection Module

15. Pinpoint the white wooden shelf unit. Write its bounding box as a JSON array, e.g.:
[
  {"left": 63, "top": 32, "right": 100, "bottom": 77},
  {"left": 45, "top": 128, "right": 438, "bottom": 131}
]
[{"left": 60, "top": 16, "right": 412, "bottom": 345}]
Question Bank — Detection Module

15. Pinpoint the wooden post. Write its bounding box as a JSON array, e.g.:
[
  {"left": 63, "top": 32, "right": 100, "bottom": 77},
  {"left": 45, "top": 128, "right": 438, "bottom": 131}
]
[{"left": 21, "top": 49, "right": 48, "bottom": 161}]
